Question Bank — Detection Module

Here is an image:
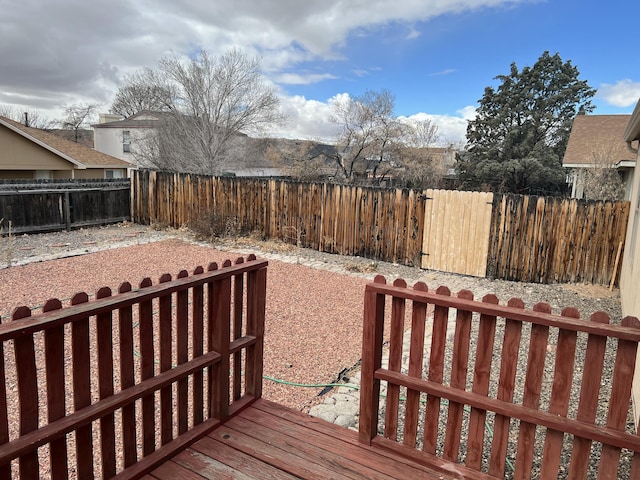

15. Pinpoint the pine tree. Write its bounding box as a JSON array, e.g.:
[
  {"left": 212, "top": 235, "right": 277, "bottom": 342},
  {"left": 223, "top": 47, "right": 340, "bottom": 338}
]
[{"left": 457, "top": 51, "right": 596, "bottom": 194}]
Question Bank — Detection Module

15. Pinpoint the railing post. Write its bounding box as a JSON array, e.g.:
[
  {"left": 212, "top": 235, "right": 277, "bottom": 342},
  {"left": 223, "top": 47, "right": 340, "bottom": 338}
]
[
  {"left": 246, "top": 256, "right": 267, "bottom": 399},
  {"left": 359, "top": 275, "right": 386, "bottom": 445},
  {"left": 211, "top": 261, "right": 232, "bottom": 422}
]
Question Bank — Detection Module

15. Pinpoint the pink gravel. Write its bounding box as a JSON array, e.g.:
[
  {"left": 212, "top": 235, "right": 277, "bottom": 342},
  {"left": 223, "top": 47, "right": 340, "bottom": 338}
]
[{"left": 0, "top": 238, "right": 370, "bottom": 410}]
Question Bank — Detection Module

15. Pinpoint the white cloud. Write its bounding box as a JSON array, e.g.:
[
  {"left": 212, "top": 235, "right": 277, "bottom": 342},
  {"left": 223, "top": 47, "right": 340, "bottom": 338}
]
[
  {"left": 598, "top": 79, "right": 640, "bottom": 108},
  {"left": 266, "top": 94, "right": 343, "bottom": 141},
  {"left": 0, "top": 0, "right": 524, "bottom": 133},
  {"left": 270, "top": 93, "right": 472, "bottom": 145},
  {"left": 399, "top": 107, "right": 474, "bottom": 146},
  {"left": 273, "top": 73, "right": 338, "bottom": 85},
  {"left": 427, "top": 69, "right": 456, "bottom": 77}
]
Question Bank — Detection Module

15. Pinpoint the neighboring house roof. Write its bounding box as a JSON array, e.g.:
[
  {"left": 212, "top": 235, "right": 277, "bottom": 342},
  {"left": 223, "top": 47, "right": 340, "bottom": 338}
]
[
  {"left": 563, "top": 114, "right": 635, "bottom": 168},
  {"left": 48, "top": 129, "right": 94, "bottom": 148},
  {"left": 93, "top": 111, "right": 164, "bottom": 129},
  {"left": 0, "top": 116, "right": 131, "bottom": 168}
]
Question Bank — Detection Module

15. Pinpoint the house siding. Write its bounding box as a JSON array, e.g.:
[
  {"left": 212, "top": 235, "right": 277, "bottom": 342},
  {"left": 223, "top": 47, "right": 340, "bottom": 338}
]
[
  {"left": 0, "top": 126, "right": 74, "bottom": 172},
  {"left": 620, "top": 105, "right": 640, "bottom": 428}
]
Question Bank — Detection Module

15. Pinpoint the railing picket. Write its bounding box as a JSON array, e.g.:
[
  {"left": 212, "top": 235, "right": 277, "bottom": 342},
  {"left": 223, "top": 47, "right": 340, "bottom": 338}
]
[
  {"left": 71, "top": 292, "right": 93, "bottom": 478},
  {"left": 96, "top": 287, "right": 116, "bottom": 478},
  {"left": 403, "top": 282, "right": 428, "bottom": 447},
  {"left": 192, "top": 266, "right": 205, "bottom": 426},
  {"left": 176, "top": 270, "right": 189, "bottom": 435},
  {"left": 232, "top": 258, "right": 245, "bottom": 401},
  {"left": 567, "top": 311, "right": 609, "bottom": 479},
  {"left": 422, "top": 285, "right": 450, "bottom": 454},
  {"left": 443, "top": 289, "right": 473, "bottom": 462},
  {"left": 118, "top": 282, "right": 137, "bottom": 468},
  {"left": 384, "top": 278, "right": 407, "bottom": 441},
  {"left": 138, "top": 277, "right": 155, "bottom": 456},
  {"left": 540, "top": 307, "right": 579, "bottom": 477},
  {"left": 512, "top": 302, "right": 550, "bottom": 480},
  {"left": 206, "top": 262, "right": 219, "bottom": 420},
  {"left": 13, "top": 306, "right": 39, "bottom": 478},
  {"left": 597, "top": 316, "right": 640, "bottom": 479},
  {"left": 488, "top": 298, "right": 524, "bottom": 476},
  {"left": 42, "top": 299, "right": 68, "bottom": 479},
  {"left": 465, "top": 293, "right": 498, "bottom": 470},
  {"left": 159, "top": 273, "right": 173, "bottom": 445},
  {"left": 0, "top": 316, "right": 10, "bottom": 480}
]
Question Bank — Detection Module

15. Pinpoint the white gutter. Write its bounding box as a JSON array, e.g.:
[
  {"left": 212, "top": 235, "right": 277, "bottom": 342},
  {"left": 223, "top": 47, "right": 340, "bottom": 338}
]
[{"left": 624, "top": 99, "right": 640, "bottom": 153}]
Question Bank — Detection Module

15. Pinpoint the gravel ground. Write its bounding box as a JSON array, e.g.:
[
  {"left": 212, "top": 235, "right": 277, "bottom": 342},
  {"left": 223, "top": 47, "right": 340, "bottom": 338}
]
[{"left": 0, "top": 223, "right": 630, "bottom": 477}]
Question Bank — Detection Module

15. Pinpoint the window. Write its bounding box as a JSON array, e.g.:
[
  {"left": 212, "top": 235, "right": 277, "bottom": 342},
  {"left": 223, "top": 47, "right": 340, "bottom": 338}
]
[
  {"left": 105, "top": 169, "right": 124, "bottom": 179},
  {"left": 123, "top": 130, "right": 131, "bottom": 153},
  {"left": 34, "top": 170, "right": 52, "bottom": 179}
]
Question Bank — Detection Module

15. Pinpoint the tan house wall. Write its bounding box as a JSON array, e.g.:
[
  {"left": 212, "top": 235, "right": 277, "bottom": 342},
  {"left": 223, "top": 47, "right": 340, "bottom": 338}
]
[
  {"left": 622, "top": 144, "right": 640, "bottom": 427},
  {"left": 73, "top": 168, "right": 127, "bottom": 180},
  {"left": 1, "top": 124, "right": 129, "bottom": 180},
  {"left": 0, "top": 127, "right": 74, "bottom": 172},
  {"left": 0, "top": 170, "right": 36, "bottom": 179}
]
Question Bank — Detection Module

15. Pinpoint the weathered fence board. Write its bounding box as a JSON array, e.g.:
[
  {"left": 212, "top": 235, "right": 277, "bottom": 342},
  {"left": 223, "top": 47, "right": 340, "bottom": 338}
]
[
  {"left": 0, "top": 179, "right": 131, "bottom": 234},
  {"left": 132, "top": 170, "right": 630, "bottom": 286},
  {"left": 487, "top": 194, "right": 630, "bottom": 285},
  {"left": 133, "top": 171, "right": 426, "bottom": 267}
]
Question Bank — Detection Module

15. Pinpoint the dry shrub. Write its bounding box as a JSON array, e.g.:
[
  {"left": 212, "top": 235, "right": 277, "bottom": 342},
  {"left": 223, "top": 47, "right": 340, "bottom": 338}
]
[
  {"left": 343, "top": 260, "right": 378, "bottom": 273},
  {"left": 189, "top": 210, "right": 252, "bottom": 241}
]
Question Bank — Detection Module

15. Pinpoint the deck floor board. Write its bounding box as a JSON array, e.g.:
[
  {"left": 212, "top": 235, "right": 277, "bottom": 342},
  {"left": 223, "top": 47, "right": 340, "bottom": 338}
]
[{"left": 150, "top": 399, "right": 452, "bottom": 479}]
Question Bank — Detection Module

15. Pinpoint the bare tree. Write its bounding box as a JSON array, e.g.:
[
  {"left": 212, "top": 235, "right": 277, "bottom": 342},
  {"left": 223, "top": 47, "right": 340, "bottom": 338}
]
[
  {"left": 329, "top": 89, "right": 411, "bottom": 185},
  {"left": 113, "top": 49, "right": 284, "bottom": 175},
  {"left": 110, "top": 69, "right": 174, "bottom": 117},
  {"left": 61, "top": 103, "right": 100, "bottom": 142},
  {"left": 578, "top": 142, "right": 627, "bottom": 201},
  {"left": 0, "top": 104, "right": 54, "bottom": 129},
  {"left": 394, "top": 118, "right": 446, "bottom": 188}
]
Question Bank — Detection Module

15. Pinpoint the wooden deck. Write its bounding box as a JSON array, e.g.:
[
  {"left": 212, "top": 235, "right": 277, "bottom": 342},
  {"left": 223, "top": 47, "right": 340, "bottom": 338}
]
[{"left": 144, "top": 399, "right": 455, "bottom": 480}]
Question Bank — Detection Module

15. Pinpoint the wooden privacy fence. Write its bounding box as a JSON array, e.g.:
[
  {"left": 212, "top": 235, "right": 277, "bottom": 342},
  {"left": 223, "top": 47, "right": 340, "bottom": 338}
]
[
  {"left": 132, "top": 170, "right": 630, "bottom": 286},
  {"left": 132, "top": 170, "right": 426, "bottom": 267},
  {"left": 0, "top": 255, "right": 267, "bottom": 479},
  {"left": 488, "top": 194, "right": 631, "bottom": 284},
  {"left": 360, "top": 275, "right": 640, "bottom": 479},
  {"left": 0, "top": 179, "right": 131, "bottom": 234}
]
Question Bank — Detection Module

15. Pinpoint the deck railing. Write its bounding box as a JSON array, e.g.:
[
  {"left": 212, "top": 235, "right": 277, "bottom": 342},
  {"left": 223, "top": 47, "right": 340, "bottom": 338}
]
[
  {"left": 360, "top": 275, "right": 640, "bottom": 479},
  {"left": 0, "top": 255, "right": 267, "bottom": 479}
]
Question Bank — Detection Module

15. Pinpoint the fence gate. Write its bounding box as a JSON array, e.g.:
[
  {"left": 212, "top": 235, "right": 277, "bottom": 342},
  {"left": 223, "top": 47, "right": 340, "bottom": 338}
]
[{"left": 421, "top": 189, "right": 493, "bottom": 277}]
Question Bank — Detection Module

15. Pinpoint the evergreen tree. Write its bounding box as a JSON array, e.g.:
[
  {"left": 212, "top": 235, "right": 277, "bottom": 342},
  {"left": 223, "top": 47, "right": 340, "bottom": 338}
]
[{"left": 457, "top": 51, "right": 596, "bottom": 194}]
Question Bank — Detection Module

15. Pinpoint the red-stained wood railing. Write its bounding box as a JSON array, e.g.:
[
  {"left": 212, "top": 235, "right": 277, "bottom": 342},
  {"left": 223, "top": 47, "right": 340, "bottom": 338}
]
[
  {"left": 360, "top": 275, "right": 640, "bottom": 479},
  {"left": 0, "top": 255, "right": 267, "bottom": 479}
]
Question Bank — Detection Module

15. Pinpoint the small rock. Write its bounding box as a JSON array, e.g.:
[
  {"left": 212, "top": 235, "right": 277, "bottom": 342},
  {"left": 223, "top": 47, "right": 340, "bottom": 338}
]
[{"left": 334, "top": 414, "right": 357, "bottom": 428}]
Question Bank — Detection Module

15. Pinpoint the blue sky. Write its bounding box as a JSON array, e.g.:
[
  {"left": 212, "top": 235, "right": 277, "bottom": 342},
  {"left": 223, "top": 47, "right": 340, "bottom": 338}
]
[{"left": 1, "top": 0, "right": 638, "bottom": 145}]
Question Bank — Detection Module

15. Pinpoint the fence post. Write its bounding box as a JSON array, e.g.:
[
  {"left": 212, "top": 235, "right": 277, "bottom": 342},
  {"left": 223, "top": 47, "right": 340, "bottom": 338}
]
[{"left": 64, "top": 191, "right": 71, "bottom": 231}]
